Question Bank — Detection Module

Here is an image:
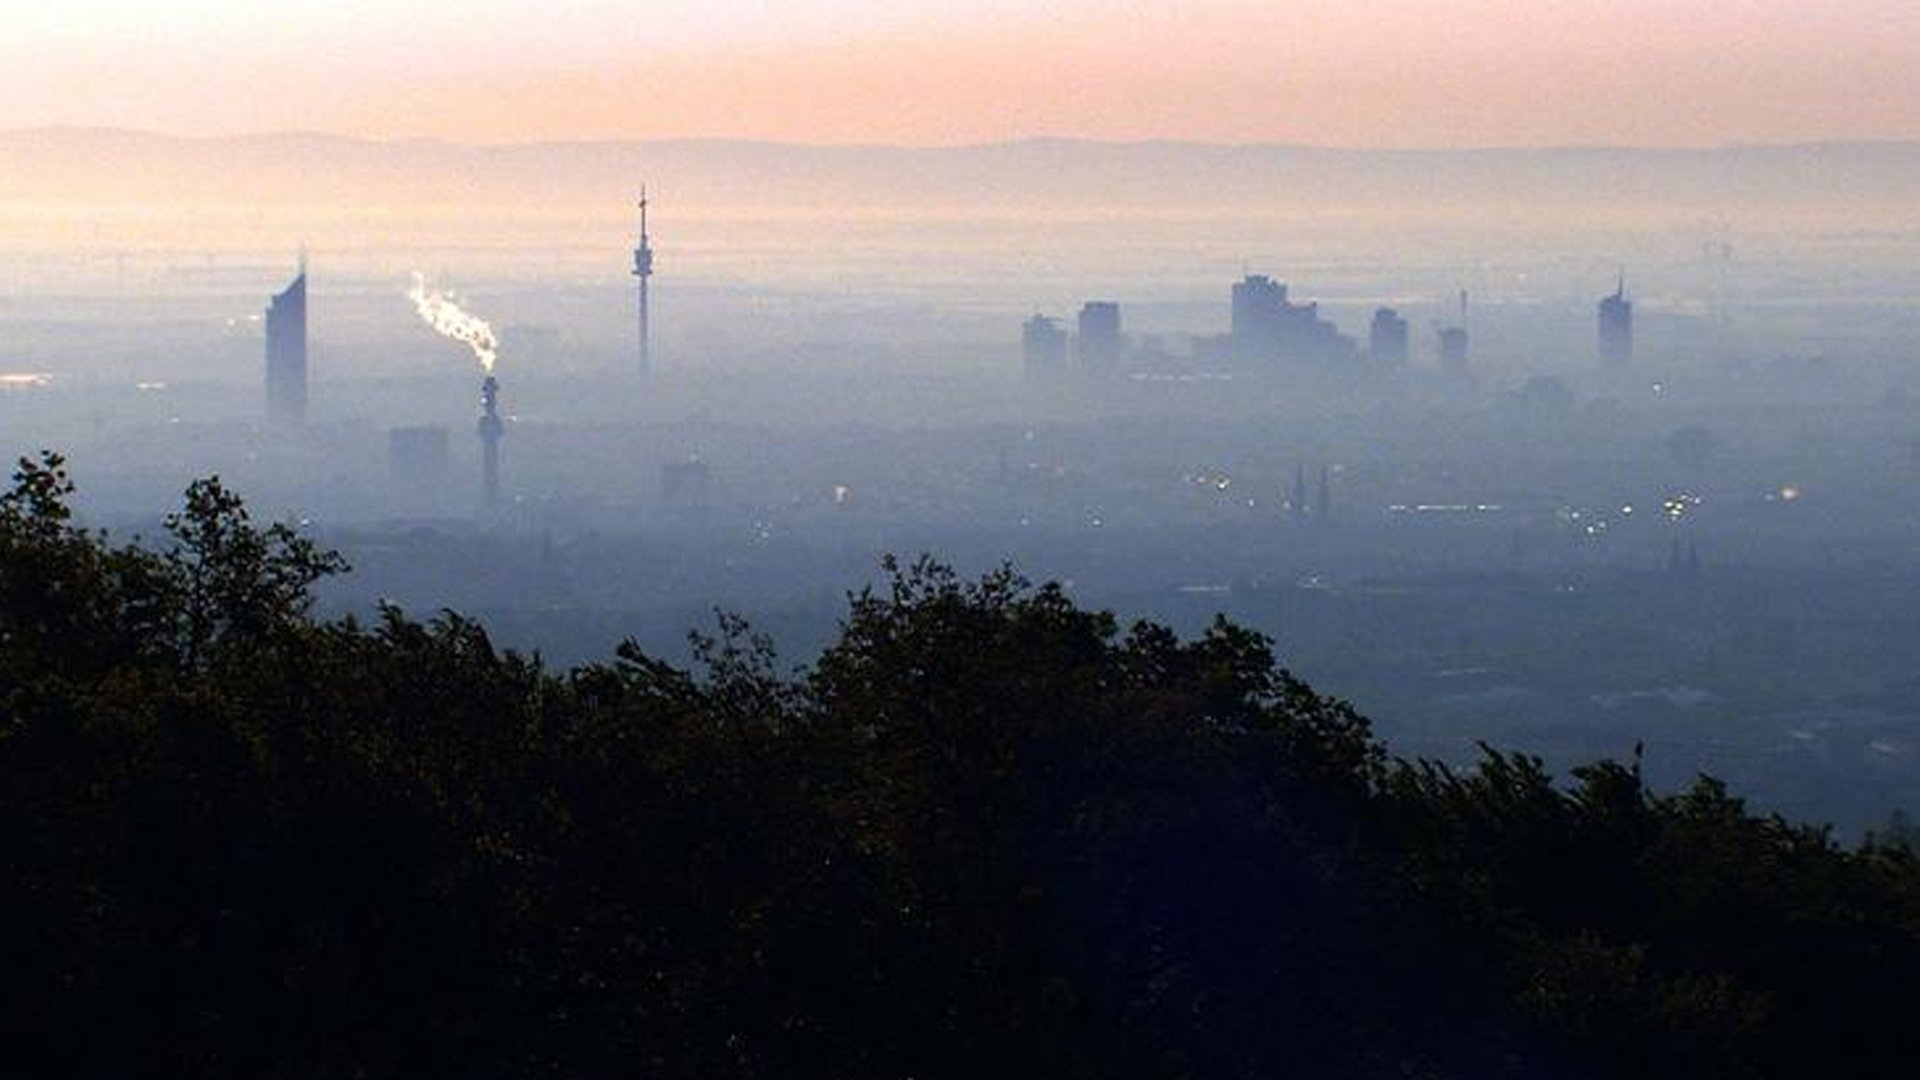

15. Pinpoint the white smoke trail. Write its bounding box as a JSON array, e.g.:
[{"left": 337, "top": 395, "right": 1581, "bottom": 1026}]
[{"left": 407, "top": 272, "right": 498, "bottom": 373}]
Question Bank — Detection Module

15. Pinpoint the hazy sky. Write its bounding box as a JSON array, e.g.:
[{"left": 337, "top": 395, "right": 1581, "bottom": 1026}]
[{"left": 4, "top": 0, "right": 1918, "bottom": 147}]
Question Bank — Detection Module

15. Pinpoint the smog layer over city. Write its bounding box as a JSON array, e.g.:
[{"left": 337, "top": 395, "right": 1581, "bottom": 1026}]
[{"left": 8, "top": 3, "right": 1920, "bottom": 1077}]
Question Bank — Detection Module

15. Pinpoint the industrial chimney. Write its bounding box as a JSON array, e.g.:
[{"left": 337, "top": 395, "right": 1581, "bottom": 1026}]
[{"left": 477, "top": 375, "right": 504, "bottom": 509}]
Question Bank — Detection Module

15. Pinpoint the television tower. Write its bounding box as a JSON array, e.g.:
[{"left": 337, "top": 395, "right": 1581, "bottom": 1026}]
[{"left": 632, "top": 186, "right": 655, "bottom": 377}]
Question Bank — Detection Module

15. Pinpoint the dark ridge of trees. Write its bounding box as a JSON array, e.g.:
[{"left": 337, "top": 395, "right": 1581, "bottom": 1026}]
[{"left": 4, "top": 450, "right": 1920, "bottom": 1079}]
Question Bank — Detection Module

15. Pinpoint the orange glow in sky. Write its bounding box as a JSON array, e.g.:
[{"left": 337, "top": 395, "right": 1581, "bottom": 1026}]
[{"left": 3, "top": 0, "right": 1918, "bottom": 146}]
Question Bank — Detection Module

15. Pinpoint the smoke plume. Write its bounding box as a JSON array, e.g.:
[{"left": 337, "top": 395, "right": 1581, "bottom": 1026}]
[{"left": 407, "top": 272, "right": 498, "bottom": 372}]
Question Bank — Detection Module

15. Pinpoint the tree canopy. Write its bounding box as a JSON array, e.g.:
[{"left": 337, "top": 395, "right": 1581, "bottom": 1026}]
[{"left": 4, "top": 453, "right": 1920, "bottom": 1079}]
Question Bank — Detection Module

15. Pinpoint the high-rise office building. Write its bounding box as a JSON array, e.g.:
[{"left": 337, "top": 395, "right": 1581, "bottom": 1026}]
[
  {"left": 264, "top": 261, "right": 307, "bottom": 425},
  {"left": 1077, "top": 301, "right": 1122, "bottom": 370},
  {"left": 1437, "top": 290, "right": 1470, "bottom": 374},
  {"left": 1599, "top": 273, "right": 1633, "bottom": 366},
  {"left": 1369, "top": 308, "right": 1410, "bottom": 366},
  {"left": 1022, "top": 314, "right": 1069, "bottom": 375},
  {"left": 1229, "top": 274, "right": 1354, "bottom": 366},
  {"left": 1231, "top": 275, "right": 1289, "bottom": 363}
]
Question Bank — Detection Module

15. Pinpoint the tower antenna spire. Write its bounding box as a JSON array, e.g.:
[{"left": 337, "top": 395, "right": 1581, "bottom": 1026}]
[{"left": 632, "top": 184, "right": 655, "bottom": 378}]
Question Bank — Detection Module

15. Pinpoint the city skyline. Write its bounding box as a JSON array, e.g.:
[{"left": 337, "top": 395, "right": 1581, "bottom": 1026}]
[{"left": 5, "top": 1, "right": 1918, "bottom": 148}]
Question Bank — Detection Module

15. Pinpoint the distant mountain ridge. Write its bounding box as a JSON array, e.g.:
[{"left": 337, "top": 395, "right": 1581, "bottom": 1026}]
[{"left": 4, "top": 127, "right": 1920, "bottom": 209}]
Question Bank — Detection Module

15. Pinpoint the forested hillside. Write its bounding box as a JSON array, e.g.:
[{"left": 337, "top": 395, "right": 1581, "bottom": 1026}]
[{"left": 4, "top": 452, "right": 1918, "bottom": 1079}]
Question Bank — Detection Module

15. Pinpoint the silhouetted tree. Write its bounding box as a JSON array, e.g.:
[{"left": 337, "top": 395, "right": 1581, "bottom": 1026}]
[{"left": 6, "top": 456, "right": 1920, "bottom": 1080}]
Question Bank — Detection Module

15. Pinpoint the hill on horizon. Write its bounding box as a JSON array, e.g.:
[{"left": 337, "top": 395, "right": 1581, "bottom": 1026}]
[{"left": 6, "top": 128, "right": 1920, "bottom": 212}]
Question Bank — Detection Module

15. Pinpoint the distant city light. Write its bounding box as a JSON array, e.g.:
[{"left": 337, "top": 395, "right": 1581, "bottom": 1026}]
[
  {"left": 1664, "top": 493, "right": 1703, "bottom": 521},
  {"left": 1388, "top": 504, "right": 1503, "bottom": 515}
]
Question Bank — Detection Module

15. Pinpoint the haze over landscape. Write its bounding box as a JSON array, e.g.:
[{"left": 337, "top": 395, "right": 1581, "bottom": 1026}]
[
  {"left": 6, "top": 0, "right": 1920, "bottom": 835},
  {"left": 8, "top": 3, "right": 1920, "bottom": 1078}
]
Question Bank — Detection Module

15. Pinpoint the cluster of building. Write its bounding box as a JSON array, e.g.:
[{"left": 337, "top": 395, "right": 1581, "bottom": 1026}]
[
  {"left": 1222, "top": 274, "right": 1360, "bottom": 367},
  {"left": 1024, "top": 273, "right": 1634, "bottom": 378},
  {"left": 258, "top": 195, "right": 662, "bottom": 511},
  {"left": 265, "top": 257, "right": 509, "bottom": 508},
  {"left": 258, "top": 213, "right": 1640, "bottom": 514}
]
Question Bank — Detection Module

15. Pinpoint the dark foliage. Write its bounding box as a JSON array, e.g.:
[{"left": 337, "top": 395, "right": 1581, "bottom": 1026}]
[{"left": 4, "top": 454, "right": 1920, "bottom": 1078}]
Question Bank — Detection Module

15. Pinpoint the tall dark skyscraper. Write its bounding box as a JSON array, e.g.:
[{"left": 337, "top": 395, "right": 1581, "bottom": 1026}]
[
  {"left": 1599, "top": 273, "right": 1633, "bottom": 366},
  {"left": 1076, "top": 301, "right": 1122, "bottom": 370},
  {"left": 264, "top": 260, "right": 307, "bottom": 425},
  {"left": 1369, "top": 307, "right": 1410, "bottom": 366}
]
